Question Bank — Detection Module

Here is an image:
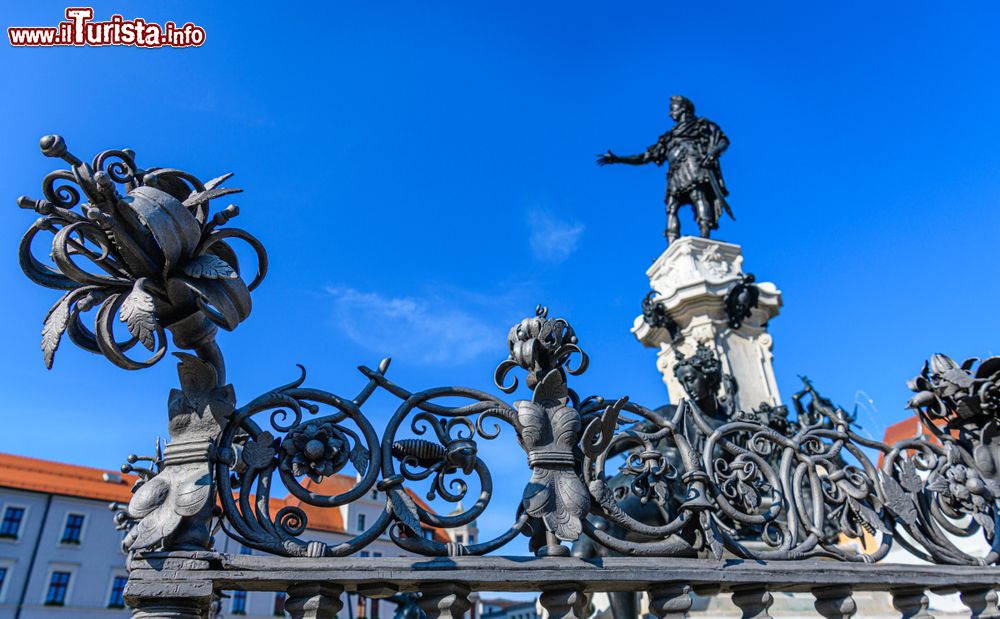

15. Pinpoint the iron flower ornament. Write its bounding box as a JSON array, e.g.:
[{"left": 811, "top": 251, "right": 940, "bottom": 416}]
[{"left": 17, "top": 135, "right": 267, "bottom": 371}]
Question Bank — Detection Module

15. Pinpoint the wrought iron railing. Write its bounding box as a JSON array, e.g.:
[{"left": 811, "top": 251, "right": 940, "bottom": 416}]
[{"left": 14, "top": 136, "right": 1000, "bottom": 618}]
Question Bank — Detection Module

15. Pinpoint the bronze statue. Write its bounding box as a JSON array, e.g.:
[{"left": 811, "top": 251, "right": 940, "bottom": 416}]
[{"left": 598, "top": 95, "right": 732, "bottom": 243}]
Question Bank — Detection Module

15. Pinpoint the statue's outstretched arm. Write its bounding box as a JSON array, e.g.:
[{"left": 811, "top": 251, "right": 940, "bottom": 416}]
[{"left": 597, "top": 150, "right": 650, "bottom": 166}]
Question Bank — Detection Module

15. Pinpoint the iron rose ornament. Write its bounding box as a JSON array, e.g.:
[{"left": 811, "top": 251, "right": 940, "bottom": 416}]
[{"left": 17, "top": 135, "right": 266, "bottom": 373}]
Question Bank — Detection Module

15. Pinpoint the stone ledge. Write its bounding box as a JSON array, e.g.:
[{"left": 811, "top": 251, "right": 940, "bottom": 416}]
[{"left": 127, "top": 555, "right": 1000, "bottom": 594}]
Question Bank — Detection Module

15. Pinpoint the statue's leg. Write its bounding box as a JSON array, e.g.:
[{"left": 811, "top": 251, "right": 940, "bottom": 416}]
[
  {"left": 691, "top": 189, "right": 713, "bottom": 238},
  {"left": 665, "top": 195, "right": 680, "bottom": 242}
]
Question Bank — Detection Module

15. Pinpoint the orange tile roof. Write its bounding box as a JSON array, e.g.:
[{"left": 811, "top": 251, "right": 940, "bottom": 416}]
[
  {"left": 299, "top": 475, "right": 451, "bottom": 543},
  {"left": 0, "top": 452, "right": 450, "bottom": 545},
  {"left": 0, "top": 452, "right": 137, "bottom": 504},
  {"left": 877, "top": 415, "right": 947, "bottom": 467}
]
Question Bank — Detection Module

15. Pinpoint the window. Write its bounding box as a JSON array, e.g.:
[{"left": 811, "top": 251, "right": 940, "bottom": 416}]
[
  {"left": 372, "top": 551, "right": 382, "bottom": 558},
  {"left": 371, "top": 490, "right": 379, "bottom": 500},
  {"left": 360, "top": 551, "right": 370, "bottom": 558},
  {"left": 108, "top": 575, "right": 127, "bottom": 608},
  {"left": 0, "top": 507, "right": 25, "bottom": 539},
  {"left": 232, "top": 590, "right": 247, "bottom": 615},
  {"left": 0, "top": 566, "right": 8, "bottom": 600},
  {"left": 61, "top": 513, "right": 85, "bottom": 544},
  {"left": 468, "top": 534, "right": 475, "bottom": 543},
  {"left": 45, "top": 571, "right": 71, "bottom": 606},
  {"left": 456, "top": 533, "right": 464, "bottom": 543},
  {"left": 357, "top": 513, "right": 366, "bottom": 531},
  {"left": 273, "top": 591, "right": 286, "bottom": 616}
]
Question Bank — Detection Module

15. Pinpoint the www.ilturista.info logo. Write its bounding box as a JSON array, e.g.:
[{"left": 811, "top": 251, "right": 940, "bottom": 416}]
[{"left": 8, "top": 8, "right": 205, "bottom": 48}]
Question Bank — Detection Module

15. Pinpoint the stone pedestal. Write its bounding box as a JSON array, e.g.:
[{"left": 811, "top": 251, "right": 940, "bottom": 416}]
[{"left": 632, "top": 236, "right": 782, "bottom": 412}]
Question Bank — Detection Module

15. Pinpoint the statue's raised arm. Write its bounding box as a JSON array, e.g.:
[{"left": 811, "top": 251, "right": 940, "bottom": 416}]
[{"left": 598, "top": 95, "right": 733, "bottom": 244}]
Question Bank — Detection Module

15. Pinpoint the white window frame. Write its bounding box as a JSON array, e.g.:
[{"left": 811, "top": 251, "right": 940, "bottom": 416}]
[
  {"left": 41, "top": 564, "right": 77, "bottom": 607},
  {"left": 0, "top": 503, "right": 30, "bottom": 543},
  {"left": 105, "top": 570, "right": 128, "bottom": 609},
  {"left": 0, "top": 559, "right": 14, "bottom": 603},
  {"left": 59, "top": 511, "right": 88, "bottom": 546}
]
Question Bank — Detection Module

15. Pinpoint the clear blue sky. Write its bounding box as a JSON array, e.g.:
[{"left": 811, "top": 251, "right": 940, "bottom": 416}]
[{"left": 2, "top": 1, "right": 999, "bottom": 544}]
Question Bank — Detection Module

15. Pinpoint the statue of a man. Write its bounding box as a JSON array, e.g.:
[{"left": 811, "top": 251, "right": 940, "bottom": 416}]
[{"left": 598, "top": 95, "right": 732, "bottom": 243}]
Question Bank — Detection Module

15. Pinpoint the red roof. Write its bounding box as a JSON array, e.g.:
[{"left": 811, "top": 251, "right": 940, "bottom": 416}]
[
  {"left": 877, "top": 415, "right": 948, "bottom": 466},
  {"left": 298, "top": 475, "right": 451, "bottom": 543},
  {"left": 0, "top": 453, "right": 449, "bottom": 542},
  {"left": 0, "top": 452, "right": 136, "bottom": 503}
]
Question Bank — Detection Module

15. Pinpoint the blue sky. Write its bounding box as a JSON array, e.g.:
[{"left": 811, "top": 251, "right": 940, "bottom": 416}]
[{"left": 2, "top": 1, "right": 1000, "bottom": 546}]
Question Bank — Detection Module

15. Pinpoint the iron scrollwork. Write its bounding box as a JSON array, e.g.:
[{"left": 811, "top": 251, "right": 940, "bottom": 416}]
[{"left": 13, "top": 137, "right": 999, "bottom": 568}]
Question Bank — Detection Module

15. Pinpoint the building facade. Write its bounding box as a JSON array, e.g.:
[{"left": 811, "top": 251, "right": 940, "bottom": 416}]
[{"left": 0, "top": 453, "right": 479, "bottom": 619}]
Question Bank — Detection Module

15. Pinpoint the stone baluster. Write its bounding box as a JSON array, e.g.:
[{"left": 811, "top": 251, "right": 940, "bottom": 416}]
[
  {"left": 812, "top": 585, "right": 857, "bottom": 619},
  {"left": 416, "top": 583, "right": 473, "bottom": 619},
  {"left": 960, "top": 588, "right": 1000, "bottom": 619},
  {"left": 539, "top": 586, "right": 587, "bottom": 619},
  {"left": 891, "top": 587, "right": 934, "bottom": 619},
  {"left": 284, "top": 583, "right": 344, "bottom": 619},
  {"left": 648, "top": 583, "right": 692, "bottom": 619},
  {"left": 730, "top": 585, "right": 773, "bottom": 619}
]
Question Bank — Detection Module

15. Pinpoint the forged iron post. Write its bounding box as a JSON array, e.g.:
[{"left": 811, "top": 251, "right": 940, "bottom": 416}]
[
  {"left": 891, "top": 587, "right": 934, "bottom": 619},
  {"left": 961, "top": 588, "right": 1000, "bottom": 619},
  {"left": 284, "top": 583, "right": 344, "bottom": 619},
  {"left": 538, "top": 586, "right": 587, "bottom": 619},
  {"left": 730, "top": 585, "right": 774, "bottom": 619},
  {"left": 647, "top": 583, "right": 692, "bottom": 619},
  {"left": 812, "top": 585, "right": 857, "bottom": 619},
  {"left": 415, "top": 583, "right": 473, "bottom": 619}
]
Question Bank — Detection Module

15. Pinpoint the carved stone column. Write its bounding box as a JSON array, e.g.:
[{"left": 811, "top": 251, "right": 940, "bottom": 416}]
[
  {"left": 891, "top": 587, "right": 934, "bottom": 619},
  {"left": 730, "top": 585, "right": 773, "bottom": 619},
  {"left": 416, "top": 583, "right": 472, "bottom": 619},
  {"left": 633, "top": 237, "right": 783, "bottom": 412},
  {"left": 285, "top": 583, "right": 344, "bottom": 619},
  {"left": 812, "top": 585, "right": 857, "bottom": 619},
  {"left": 961, "top": 588, "right": 1000, "bottom": 619},
  {"left": 539, "top": 586, "right": 586, "bottom": 619},
  {"left": 125, "top": 579, "right": 214, "bottom": 619},
  {"left": 648, "top": 583, "right": 692, "bottom": 619}
]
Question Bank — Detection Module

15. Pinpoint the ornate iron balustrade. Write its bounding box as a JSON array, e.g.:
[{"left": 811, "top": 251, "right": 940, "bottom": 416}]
[{"left": 14, "top": 137, "right": 1000, "bottom": 619}]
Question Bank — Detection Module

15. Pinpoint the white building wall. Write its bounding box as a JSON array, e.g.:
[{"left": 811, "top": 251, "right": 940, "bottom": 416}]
[
  {"left": 0, "top": 489, "right": 130, "bottom": 619},
  {"left": 0, "top": 485, "right": 424, "bottom": 619}
]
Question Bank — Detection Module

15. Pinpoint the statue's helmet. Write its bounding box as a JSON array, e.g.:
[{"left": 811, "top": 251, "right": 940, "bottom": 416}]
[{"left": 670, "top": 95, "right": 694, "bottom": 115}]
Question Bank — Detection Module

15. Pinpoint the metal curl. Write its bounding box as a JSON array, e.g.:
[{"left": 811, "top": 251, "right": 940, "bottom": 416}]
[
  {"left": 275, "top": 506, "right": 308, "bottom": 536},
  {"left": 494, "top": 359, "right": 519, "bottom": 393},
  {"left": 41, "top": 170, "right": 82, "bottom": 208},
  {"left": 94, "top": 293, "right": 166, "bottom": 370},
  {"left": 196, "top": 227, "right": 268, "bottom": 291},
  {"left": 92, "top": 149, "right": 139, "bottom": 184}
]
